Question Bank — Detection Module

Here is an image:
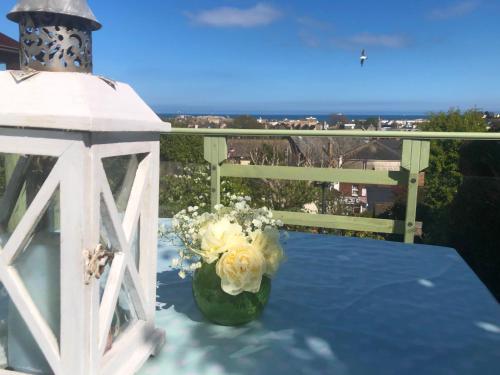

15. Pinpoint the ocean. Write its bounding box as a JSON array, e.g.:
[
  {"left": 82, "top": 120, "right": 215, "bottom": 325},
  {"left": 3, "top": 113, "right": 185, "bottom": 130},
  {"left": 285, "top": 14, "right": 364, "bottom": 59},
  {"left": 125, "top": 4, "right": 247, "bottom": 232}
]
[{"left": 160, "top": 113, "right": 428, "bottom": 121}]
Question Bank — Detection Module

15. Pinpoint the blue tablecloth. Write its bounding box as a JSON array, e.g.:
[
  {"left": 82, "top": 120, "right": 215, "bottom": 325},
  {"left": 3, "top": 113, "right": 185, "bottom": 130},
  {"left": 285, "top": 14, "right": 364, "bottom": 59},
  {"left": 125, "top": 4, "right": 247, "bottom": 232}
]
[{"left": 140, "top": 220, "right": 500, "bottom": 375}]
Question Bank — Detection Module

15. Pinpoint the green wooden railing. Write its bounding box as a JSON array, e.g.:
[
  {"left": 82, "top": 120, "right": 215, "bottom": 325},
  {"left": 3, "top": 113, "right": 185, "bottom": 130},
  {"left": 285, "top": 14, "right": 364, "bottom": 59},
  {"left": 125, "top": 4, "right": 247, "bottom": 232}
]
[{"left": 168, "top": 128, "right": 500, "bottom": 244}]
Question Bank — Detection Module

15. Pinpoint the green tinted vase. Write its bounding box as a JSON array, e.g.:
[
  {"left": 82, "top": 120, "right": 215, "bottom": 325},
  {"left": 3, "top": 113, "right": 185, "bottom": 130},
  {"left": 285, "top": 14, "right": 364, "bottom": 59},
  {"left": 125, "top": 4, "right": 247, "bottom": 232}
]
[{"left": 192, "top": 262, "right": 271, "bottom": 326}]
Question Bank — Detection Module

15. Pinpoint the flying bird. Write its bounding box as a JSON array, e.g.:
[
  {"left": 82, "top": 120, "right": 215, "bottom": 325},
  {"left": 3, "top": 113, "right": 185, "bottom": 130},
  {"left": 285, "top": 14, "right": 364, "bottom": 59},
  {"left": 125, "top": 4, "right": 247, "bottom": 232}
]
[{"left": 360, "top": 49, "right": 367, "bottom": 67}]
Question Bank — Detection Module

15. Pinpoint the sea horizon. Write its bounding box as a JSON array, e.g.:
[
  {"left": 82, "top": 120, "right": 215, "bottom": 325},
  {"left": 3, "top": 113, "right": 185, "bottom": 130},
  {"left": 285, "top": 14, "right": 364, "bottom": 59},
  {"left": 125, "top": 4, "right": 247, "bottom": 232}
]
[{"left": 159, "top": 113, "right": 430, "bottom": 121}]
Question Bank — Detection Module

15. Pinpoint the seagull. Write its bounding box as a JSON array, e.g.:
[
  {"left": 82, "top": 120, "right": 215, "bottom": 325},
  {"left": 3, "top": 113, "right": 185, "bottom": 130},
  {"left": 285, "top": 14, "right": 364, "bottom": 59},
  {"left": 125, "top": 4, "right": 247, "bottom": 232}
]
[{"left": 360, "top": 49, "right": 367, "bottom": 67}]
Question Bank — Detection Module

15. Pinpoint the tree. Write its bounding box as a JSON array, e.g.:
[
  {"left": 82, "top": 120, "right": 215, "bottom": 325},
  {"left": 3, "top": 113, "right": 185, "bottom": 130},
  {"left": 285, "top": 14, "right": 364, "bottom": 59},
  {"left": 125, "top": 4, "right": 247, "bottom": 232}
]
[
  {"left": 159, "top": 118, "right": 204, "bottom": 163},
  {"left": 228, "top": 115, "right": 263, "bottom": 129},
  {"left": 247, "top": 144, "right": 318, "bottom": 212},
  {"left": 419, "top": 109, "right": 487, "bottom": 244},
  {"left": 448, "top": 138, "right": 500, "bottom": 301},
  {"left": 364, "top": 117, "right": 379, "bottom": 127},
  {"left": 328, "top": 114, "right": 348, "bottom": 127}
]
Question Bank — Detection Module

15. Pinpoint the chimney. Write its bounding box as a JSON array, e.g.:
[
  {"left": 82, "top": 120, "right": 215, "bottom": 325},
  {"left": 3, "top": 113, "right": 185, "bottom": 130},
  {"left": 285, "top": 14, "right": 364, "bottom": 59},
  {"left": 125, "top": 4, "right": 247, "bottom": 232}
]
[{"left": 7, "top": 0, "right": 101, "bottom": 73}]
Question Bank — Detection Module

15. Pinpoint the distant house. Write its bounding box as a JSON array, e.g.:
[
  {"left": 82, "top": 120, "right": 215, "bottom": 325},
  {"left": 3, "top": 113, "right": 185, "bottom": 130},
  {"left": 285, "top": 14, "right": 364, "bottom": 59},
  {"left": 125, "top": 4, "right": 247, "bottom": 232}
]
[
  {"left": 0, "top": 32, "right": 19, "bottom": 70},
  {"left": 337, "top": 183, "right": 368, "bottom": 214},
  {"left": 290, "top": 137, "right": 366, "bottom": 167},
  {"left": 290, "top": 137, "right": 405, "bottom": 214},
  {"left": 339, "top": 139, "right": 402, "bottom": 215},
  {"left": 340, "top": 139, "right": 402, "bottom": 171}
]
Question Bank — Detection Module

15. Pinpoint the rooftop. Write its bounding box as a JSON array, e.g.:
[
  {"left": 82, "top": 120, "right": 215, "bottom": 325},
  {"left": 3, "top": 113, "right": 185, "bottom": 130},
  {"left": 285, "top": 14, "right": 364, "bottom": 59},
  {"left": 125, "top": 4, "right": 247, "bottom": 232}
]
[{"left": 0, "top": 32, "right": 17, "bottom": 51}]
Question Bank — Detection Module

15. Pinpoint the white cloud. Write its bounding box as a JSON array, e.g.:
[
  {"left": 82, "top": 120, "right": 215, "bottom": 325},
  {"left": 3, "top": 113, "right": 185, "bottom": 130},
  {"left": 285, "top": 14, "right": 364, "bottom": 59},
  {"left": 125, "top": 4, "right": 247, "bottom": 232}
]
[
  {"left": 296, "top": 17, "right": 334, "bottom": 48},
  {"left": 297, "top": 17, "right": 333, "bottom": 31},
  {"left": 298, "top": 30, "right": 321, "bottom": 48},
  {"left": 429, "top": 1, "right": 481, "bottom": 20},
  {"left": 187, "top": 3, "right": 281, "bottom": 28},
  {"left": 334, "top": 33, "right": 411, "bottom": 49}
]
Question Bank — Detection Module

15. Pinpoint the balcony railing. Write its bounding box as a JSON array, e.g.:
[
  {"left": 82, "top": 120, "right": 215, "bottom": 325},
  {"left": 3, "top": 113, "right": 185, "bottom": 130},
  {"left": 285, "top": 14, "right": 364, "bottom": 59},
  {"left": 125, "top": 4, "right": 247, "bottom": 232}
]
[{"left": 167, "top": 128, "right": 500, "bottom": 244}]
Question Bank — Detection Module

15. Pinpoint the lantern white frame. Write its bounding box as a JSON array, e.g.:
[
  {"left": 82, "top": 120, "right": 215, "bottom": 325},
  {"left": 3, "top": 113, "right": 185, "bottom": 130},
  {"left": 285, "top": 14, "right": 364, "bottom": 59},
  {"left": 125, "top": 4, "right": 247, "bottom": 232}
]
[{"left": 0, "top": 127, "right": 164, "bottom": 375}]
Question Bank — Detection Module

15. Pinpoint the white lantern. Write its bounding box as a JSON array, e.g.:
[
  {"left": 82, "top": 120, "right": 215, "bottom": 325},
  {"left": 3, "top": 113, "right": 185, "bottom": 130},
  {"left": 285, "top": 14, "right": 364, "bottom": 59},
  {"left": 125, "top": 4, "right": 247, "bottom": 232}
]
[{"left": 0, "top": 1, "right": 167, "bottom": 374}]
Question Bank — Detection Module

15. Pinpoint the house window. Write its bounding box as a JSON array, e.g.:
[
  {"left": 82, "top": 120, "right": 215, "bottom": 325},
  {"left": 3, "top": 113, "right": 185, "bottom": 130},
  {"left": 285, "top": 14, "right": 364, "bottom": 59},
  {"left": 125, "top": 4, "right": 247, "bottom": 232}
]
[{"left": 352, "top": 185, "right": 359, "bottom": 197}]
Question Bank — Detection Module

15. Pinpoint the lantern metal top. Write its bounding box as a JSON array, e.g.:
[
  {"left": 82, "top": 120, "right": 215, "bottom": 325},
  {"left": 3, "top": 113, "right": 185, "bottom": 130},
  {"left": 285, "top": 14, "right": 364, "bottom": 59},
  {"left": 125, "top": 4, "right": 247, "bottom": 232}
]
[
  {"left": 7, "top": 0, "right": 101, "bottom": 31},
  {"left": 6, "top": 0, "right": 101, "bottom": 72},
  {"left": 0, "top": 0, "right": 169, "bottom": 133}
]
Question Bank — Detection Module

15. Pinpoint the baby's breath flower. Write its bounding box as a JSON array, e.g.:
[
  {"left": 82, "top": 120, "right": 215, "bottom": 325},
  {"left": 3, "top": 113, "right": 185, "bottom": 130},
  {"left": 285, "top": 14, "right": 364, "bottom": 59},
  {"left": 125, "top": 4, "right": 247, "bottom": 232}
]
[
  {"left": 235, "top": 201, "right": 246, "bottom": 210},
  {"left": 252, "top": 219, "right": 262, "bottom": 228},
  {"left": 190, "top": 262, "right": 202, "bottom": 271},
  {"left": 171, "top": 258, "right": 180, "bottom": 267}
]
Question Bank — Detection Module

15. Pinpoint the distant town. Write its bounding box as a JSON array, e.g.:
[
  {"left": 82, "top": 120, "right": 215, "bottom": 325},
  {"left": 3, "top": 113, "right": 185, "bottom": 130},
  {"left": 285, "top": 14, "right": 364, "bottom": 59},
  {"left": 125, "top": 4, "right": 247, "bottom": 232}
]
[{"left": 162, "top": 111, "right": 500, "bottom": 132}]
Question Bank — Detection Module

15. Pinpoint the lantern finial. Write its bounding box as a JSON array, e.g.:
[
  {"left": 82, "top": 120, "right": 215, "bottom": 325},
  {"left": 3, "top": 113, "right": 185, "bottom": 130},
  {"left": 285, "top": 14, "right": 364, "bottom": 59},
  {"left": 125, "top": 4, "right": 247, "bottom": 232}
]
[{"left": 6, "top": 0, "right": 101, "bottom": 73}]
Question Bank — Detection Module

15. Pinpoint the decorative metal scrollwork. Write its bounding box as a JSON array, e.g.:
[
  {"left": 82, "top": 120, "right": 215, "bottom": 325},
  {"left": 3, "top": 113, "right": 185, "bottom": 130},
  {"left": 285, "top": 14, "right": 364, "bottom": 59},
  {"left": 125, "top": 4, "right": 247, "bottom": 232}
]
[{"left": 19, "top": 12, "right": 93, "bottom": 73}]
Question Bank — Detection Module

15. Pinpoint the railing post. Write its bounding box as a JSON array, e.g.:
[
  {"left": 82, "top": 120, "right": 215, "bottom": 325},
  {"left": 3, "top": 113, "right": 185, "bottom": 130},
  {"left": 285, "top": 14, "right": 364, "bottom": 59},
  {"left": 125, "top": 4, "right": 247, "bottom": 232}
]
[
  {"left": 203, "top": 137, "right": 228, "bottom": 212},
  {"left": 401, "top": 140, "right": 430, "bottom": 244}
]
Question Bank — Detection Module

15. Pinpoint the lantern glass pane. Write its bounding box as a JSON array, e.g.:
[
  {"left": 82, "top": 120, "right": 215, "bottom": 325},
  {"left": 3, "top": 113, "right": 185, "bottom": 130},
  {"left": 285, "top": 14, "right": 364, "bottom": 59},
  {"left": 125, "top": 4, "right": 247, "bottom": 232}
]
[
  {"left": 11, "top": 189, "right": 61, "bottom": 350},
  {"left": 99, "top": 197, "right": 141, "bottom": 354},
  {"left": 131, "top": 219, "right": 140, "bottom": 271},
  {"left": 105, "top": 279, "right": 139, "bottom": 353},
  {"left": 99, "top": 195, "right": 122, "bottom": 303},
  {"left": 0, "top": 154, "right": 58, "bottom": 249},
  {"left": 98, "top": 241, "right": 111, "bottom": 302},
  {"left": 102, "top": 154, "right": 148, "bottom": 217},
  {"left": 0, "top": 279, "right": 55, "bottom": 374},
  {"left": 98, "top": 232, "right": 114, "bottom": 304}
]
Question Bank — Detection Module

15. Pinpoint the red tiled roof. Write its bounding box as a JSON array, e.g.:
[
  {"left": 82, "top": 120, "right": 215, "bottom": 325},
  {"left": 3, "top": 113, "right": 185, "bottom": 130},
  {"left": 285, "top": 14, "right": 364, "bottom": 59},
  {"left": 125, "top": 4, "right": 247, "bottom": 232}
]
[{"left": 0, "top": 32, "right": 18, "bottom": 51}]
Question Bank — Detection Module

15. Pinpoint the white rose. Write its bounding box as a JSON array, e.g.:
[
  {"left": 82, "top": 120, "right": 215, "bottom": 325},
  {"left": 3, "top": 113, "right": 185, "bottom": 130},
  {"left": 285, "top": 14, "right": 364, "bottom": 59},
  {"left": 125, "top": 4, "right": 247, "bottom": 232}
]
[
  {"left": 216, "top": 240, "right": 265, "bottom": 296},
  {"left": 199, "top": 218, "right": 244, "bottom": 263},
  {"left": 251, "top": 227, "right": 284, "bottom": 277}
]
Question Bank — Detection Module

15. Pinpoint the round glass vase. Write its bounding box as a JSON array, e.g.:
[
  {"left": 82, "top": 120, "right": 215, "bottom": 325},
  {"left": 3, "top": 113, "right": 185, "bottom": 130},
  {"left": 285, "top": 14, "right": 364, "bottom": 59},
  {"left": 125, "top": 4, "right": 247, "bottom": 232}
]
[{"left": 192, "top": 262, "right": 271, "bottom": 326}]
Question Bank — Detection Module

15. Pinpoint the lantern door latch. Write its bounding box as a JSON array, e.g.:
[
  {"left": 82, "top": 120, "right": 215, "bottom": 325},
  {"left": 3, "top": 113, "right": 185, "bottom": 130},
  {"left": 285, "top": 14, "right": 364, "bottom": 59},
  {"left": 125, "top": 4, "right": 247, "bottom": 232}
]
[{"left": 84, "top": 244, "right": 114, "bottom": 285}]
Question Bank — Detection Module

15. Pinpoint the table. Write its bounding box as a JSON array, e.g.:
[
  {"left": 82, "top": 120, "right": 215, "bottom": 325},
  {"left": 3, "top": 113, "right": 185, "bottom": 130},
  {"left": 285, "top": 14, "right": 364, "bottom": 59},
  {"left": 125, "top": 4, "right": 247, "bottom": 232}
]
[{"left": 140, "top": 220, "right": 500, "bottom": 375}]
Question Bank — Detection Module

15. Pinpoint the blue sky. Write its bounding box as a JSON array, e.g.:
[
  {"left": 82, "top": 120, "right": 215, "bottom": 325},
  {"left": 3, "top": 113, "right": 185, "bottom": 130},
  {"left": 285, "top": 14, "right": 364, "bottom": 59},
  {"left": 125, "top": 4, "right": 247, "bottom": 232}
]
[{"left": 1, "top": 0, "right": 499, "bottom": 114}]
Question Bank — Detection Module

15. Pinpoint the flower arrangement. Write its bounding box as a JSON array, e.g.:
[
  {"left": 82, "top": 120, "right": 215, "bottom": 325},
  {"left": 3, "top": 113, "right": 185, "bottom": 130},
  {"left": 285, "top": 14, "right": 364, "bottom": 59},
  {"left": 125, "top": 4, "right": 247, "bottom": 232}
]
[{"left": 170, "top": 196, "right": 285, "bottom": 296}]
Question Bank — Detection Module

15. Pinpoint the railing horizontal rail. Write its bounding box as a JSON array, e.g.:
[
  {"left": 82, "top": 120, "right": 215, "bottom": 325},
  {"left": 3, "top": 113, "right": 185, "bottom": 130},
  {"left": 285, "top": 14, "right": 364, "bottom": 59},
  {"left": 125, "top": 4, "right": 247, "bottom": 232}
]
[
  {"left": 272, "top": 211, "right": 406, "bottom": 234},
  {"left": 169, "top": 128, "right": 500, "bottom": 141},
  {"left": 165, "top": 129, "right": 499, "bottom": 243},
  {"left": 221, "top": 164, "right": 406, "bottom": 185}
]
